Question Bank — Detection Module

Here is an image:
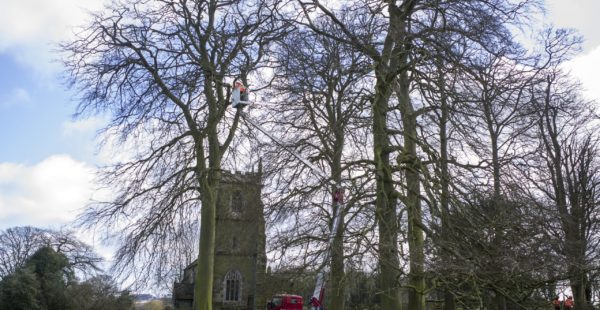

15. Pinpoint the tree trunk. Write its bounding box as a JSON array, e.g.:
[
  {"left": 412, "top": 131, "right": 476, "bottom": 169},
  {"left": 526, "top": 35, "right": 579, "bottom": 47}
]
[
  {"left": 570, "top": 261, "right": 591, "bottom": 309},
  {"left": 373, "top": 69, "right": 402, "bottom": 310},
  {"left": 438, "top": 68, "right": 456, "bottom": 310},
  {"left": 397, "top": 68, "right": 425, "bottom": 310},
  {"left": 481, "top": 84, "right": 506, "bottom": 310},
  {"left": 193, "top": 78, "right": 224, "bottom": 310},
  {"left": 329, "top": 201, "right": 346, "bottom": 310},
  {"left": 328, "top": 129, "right": 346, "bottom": 310},
  {"left": 194, "top": 170, "right": 219, "bottom": 310},
  {"left": 539, "top": 76, "right": 590, "bottom": 310}
]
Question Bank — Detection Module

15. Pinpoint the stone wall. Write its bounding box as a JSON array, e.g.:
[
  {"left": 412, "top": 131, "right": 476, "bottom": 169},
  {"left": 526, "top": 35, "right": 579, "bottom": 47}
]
[{"left": 174, "top": 170, "right": 266, "bottom": 310}]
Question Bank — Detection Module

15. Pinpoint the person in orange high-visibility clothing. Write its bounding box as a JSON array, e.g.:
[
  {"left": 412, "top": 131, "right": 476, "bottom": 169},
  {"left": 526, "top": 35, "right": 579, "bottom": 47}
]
[
  {"left": 551, "top": 296, "right": 561, "bottom": 310},
  {"left": 563, "top": 296, "right": 574, "bottom": 309}
]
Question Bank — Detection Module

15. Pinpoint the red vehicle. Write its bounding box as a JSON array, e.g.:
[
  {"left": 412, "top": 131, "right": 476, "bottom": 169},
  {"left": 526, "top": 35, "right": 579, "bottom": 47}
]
[{"left": 267, "top": 294, "right": 303, "bottom": 310}]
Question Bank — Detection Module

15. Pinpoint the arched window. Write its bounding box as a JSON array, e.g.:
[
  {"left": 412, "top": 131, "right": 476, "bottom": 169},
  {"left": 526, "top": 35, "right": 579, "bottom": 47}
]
[
  {"left": 230, "top": 190, "right": 244, "bottom": 215},
  {"left": 224, "top": 270, "right": 242, "bottom": 302}
]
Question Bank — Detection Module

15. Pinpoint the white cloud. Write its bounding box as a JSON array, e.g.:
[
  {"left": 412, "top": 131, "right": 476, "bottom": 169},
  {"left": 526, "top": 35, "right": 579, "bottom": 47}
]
[
  {"left": 62, "top": 116, "right": 106, "bottom": 136},
  {"left": 0, "top": 155, "right": 98, "bottom": 229},
  {"left": 0, "top": 87, "right": 32, "bottom": 108},
  {"left": 0, "top": 155, "right": 116, "bottom": 264},
  {"left": 0, "top": 0, "right": 106, "bottom": 76},
  {"left": 565, "top": 45, "right": 600, "bottom": 102},
  {"left": 0, "top": 0, "right": 105, "bottom": 46},
  {"left": 60, "top": 116, "right": 140, "bottom": 166},
  {"left": 545, "top": 0, "right": 600, "bottom": 51}
]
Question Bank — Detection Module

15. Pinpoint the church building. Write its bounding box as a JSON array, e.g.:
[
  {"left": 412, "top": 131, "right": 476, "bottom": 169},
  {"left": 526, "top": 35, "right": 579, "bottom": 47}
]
[{"left": 173, "top": 170, "right": 267, "bottom": 310}]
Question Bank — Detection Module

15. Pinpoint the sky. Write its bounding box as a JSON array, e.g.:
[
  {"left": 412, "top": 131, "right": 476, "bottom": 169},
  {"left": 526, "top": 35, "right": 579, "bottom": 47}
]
[{"left": 0, "top": 0, "right": 599, "bottom": 261}]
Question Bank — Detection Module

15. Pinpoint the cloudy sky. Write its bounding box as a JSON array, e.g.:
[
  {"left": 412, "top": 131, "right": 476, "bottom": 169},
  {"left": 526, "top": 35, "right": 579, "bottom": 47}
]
[{"left": 0, "top": 0, "right": 599, "bottom": 250}]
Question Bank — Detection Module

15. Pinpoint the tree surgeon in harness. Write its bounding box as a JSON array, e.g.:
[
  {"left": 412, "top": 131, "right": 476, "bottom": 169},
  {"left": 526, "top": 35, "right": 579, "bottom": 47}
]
[{"left": 231, "top": 81, "right": 250, "bottom": 109}]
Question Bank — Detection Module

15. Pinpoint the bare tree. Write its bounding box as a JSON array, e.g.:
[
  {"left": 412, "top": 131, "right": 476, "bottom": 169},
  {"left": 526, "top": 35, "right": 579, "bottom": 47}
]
[
  {"left": 530, "top": 71, "right": 600, "bottom": 309},
  {"left": 0, "top": 226, "right": 101, "bottom": 279},
  {"left": 293, "top": 1, "right": 539, "bottom": 309},
  {"left": 257, "top": 19, "right": 374, "bottom": 310},
  {"left": 62, "top": 1, "right": 287, "bottom": 309}
]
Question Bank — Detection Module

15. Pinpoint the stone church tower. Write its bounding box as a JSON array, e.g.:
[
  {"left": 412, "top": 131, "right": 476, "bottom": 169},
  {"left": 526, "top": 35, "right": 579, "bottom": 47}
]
[{"left": 173, "top": 170, "right": 267, "bottom": 310}]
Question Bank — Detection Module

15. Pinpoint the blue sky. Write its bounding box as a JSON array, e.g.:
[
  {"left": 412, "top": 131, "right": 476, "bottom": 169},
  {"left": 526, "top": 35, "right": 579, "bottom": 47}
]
[
  {"left": 0, "top": 56, "right": 78, "bottom": 163},
  {"left": 0, "top": 0, "right": 599, "bottom": 253},
  {"left": 0, "top": 0, "right": 108, "bottom": 258}
]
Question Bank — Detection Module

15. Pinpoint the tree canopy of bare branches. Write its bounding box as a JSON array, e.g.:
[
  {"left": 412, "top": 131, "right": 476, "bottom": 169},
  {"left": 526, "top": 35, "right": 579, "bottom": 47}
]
[{"left": 62, "top": 1, "right": 288, "bottom": 309}]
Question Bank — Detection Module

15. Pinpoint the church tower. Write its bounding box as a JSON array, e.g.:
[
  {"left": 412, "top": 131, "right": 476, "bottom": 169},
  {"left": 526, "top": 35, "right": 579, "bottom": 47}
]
[{"left": 173, "top": 169, "right": 266, "bottom": 310}]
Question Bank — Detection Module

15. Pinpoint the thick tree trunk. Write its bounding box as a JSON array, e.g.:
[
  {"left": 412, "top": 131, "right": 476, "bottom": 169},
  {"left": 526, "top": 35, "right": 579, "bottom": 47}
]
[
  {"left": 397, "top": 69, "right": 426, "bottom": 310},
  {"left": 329, "top": 203, "right": 346, "bottom": 310},
  {"left": 438, "top": 69, "right": 455, "bottom": 310},
  {"left": 373, "top": 71, "right": 402, "bottom": 310},
  {"left": 570, "top": 255, "right": 591, "bottom": 309},
  {"left": 194, "top": 170, "right": 219, "bottom": 310},
  {"left": 328, "top": 133, "right": 346, "bottom": 310},
  {"left": 193, "top": 78, "right": 224, "bottom": 310}
]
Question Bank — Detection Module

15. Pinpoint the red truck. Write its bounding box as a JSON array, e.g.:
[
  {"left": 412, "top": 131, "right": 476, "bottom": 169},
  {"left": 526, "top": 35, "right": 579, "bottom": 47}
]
[{"left": 267, "top": 294, "right": 303, "bottom": 310}]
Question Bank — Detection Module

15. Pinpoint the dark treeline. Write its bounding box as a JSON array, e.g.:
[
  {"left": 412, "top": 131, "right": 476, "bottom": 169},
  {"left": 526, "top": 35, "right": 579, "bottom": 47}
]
[{"left": 0, "top": 227, "right": 132, "bottom": 310}]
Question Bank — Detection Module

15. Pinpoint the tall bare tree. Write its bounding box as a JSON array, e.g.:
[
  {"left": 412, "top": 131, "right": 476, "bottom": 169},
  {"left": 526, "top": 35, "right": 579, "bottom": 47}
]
[
  {"left": 257, "top": 20, "right": 374, "bottom": 310},
  {"left": 295, "top": 1, "right": 538, "bottom": 309},
  {"left": 530, "top": 71, "right": 600, "bottom": 309},
  {"left": 62, "top": 1, "right": 286, "bottom": 309}
]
